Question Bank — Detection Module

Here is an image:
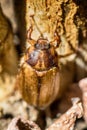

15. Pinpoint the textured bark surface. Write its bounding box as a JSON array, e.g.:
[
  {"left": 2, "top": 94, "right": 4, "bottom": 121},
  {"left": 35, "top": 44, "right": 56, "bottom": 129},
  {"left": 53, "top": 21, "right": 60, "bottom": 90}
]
[
  {"left": 26, "top": 0, "right": 78, "bottom": 54},
  {"left": 7, "top": 99, "right": 83, "bottom": 130},
  {"left": 25, "top": 0, "right": 87, "bottom": 98}
]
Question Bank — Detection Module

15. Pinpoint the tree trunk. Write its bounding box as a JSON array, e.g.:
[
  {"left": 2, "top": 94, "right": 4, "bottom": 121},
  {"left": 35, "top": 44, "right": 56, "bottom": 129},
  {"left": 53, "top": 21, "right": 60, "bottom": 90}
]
[
  {"left": 25, "top": 0, "right": 87, "bottom": 95},
  {"left": 26, "top": 0, "right": 78, "bottom": 54}
]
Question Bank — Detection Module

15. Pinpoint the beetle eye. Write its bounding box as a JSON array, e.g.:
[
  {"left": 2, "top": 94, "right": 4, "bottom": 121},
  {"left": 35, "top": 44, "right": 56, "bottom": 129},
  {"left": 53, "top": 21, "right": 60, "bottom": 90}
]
[{"left": 34, "top": 43, "right": 50, "bottom": 50}]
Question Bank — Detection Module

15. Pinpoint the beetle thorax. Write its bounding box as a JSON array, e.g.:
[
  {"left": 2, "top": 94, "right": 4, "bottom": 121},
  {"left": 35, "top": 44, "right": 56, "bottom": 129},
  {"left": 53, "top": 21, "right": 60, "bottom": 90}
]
[{"left": 25, "top": 39, "right": 58, "bottom": 71}]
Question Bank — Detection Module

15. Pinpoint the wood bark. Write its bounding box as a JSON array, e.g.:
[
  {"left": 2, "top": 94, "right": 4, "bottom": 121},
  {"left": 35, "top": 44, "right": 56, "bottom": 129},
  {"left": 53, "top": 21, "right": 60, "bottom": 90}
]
[
  {"left": 25, "top": 0, "right": 87, "bottom": 95},
  {"left": 26, "top": 0, "right": 81, "bottom": 54}
]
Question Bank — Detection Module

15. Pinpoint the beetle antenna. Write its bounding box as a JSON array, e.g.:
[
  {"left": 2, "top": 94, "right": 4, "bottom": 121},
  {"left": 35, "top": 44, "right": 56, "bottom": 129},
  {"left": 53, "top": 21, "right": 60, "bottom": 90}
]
[
  {"left": 31, "top": 15, "right": 44, "bottom": 38},
  {"left": 27, "top": 25, "right": 33, "bottom": 40},
  {"left": 27, "top": 26, "right": 36, "bottom": 46}
]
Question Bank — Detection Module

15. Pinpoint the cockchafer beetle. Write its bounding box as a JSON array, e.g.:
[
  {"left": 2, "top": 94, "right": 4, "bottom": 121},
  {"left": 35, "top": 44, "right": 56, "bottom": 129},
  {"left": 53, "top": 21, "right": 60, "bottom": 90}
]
[{"left": 16, "top": 26, "right": 61, "bottom": 109}]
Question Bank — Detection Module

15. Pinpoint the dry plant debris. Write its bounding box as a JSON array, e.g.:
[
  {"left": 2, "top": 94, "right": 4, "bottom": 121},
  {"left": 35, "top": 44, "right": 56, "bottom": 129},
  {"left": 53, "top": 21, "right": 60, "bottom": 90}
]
[
  {"left": 7, "top": 116, "right": 41, "bottom": 130},
  {"left": 0, "top": 75, "right": 16, "bottom": 101},
  {"left": 7, "top": 98, "right": 83, "bottom": 130},
  {"left": 79, "top": 78, "right": 87, "bottom": 123},
  {"left": 46, "top": 98, "right": 83, "bottom": 130}
]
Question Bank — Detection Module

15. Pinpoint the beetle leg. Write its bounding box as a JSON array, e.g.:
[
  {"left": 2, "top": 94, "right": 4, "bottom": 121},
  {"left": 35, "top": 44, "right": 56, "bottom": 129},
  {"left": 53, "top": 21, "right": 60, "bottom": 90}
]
[
  {"left": 27, "top": 26, "right": 36, "bottom": 46},
  {"left": 27, "top": 26, "right": 33, "bottom": 40},
  {"left": 50, "top": 31, "right": 60, "bottom": 48}
]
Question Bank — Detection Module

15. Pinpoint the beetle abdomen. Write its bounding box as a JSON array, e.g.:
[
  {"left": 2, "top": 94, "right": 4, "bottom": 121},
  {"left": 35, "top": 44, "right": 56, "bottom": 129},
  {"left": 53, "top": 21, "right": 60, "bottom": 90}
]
[{"left": 18, "top": 63, "right": 60, "bottom": 109}]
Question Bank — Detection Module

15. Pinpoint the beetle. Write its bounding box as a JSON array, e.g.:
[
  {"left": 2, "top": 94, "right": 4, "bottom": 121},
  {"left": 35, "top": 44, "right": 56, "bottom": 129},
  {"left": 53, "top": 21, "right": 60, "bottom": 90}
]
[{"left": 16, "top": 26, "right": 61, "bottom": 109}]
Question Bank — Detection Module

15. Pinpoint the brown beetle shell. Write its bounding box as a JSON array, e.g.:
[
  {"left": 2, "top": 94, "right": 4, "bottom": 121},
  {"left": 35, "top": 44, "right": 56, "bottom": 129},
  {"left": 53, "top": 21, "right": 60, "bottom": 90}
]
[
  {"left": 17, "top": 39, "right": 60, "bottom": 109},
  {"left": 25, "top": 39, "right": 58, "bottom": 71},
  {"left": 17, "top": 63, "right": 60, "bottom": 109}
]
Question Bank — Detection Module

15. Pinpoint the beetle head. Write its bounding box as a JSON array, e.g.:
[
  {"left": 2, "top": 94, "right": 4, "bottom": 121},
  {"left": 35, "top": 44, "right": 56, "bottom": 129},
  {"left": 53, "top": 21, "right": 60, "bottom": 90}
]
[
  {"left": 25, "top": 37, "right": 59, "bottom": 71},
  {"left": 25, "top": 26, "right": 60, "bottom": 71}
]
